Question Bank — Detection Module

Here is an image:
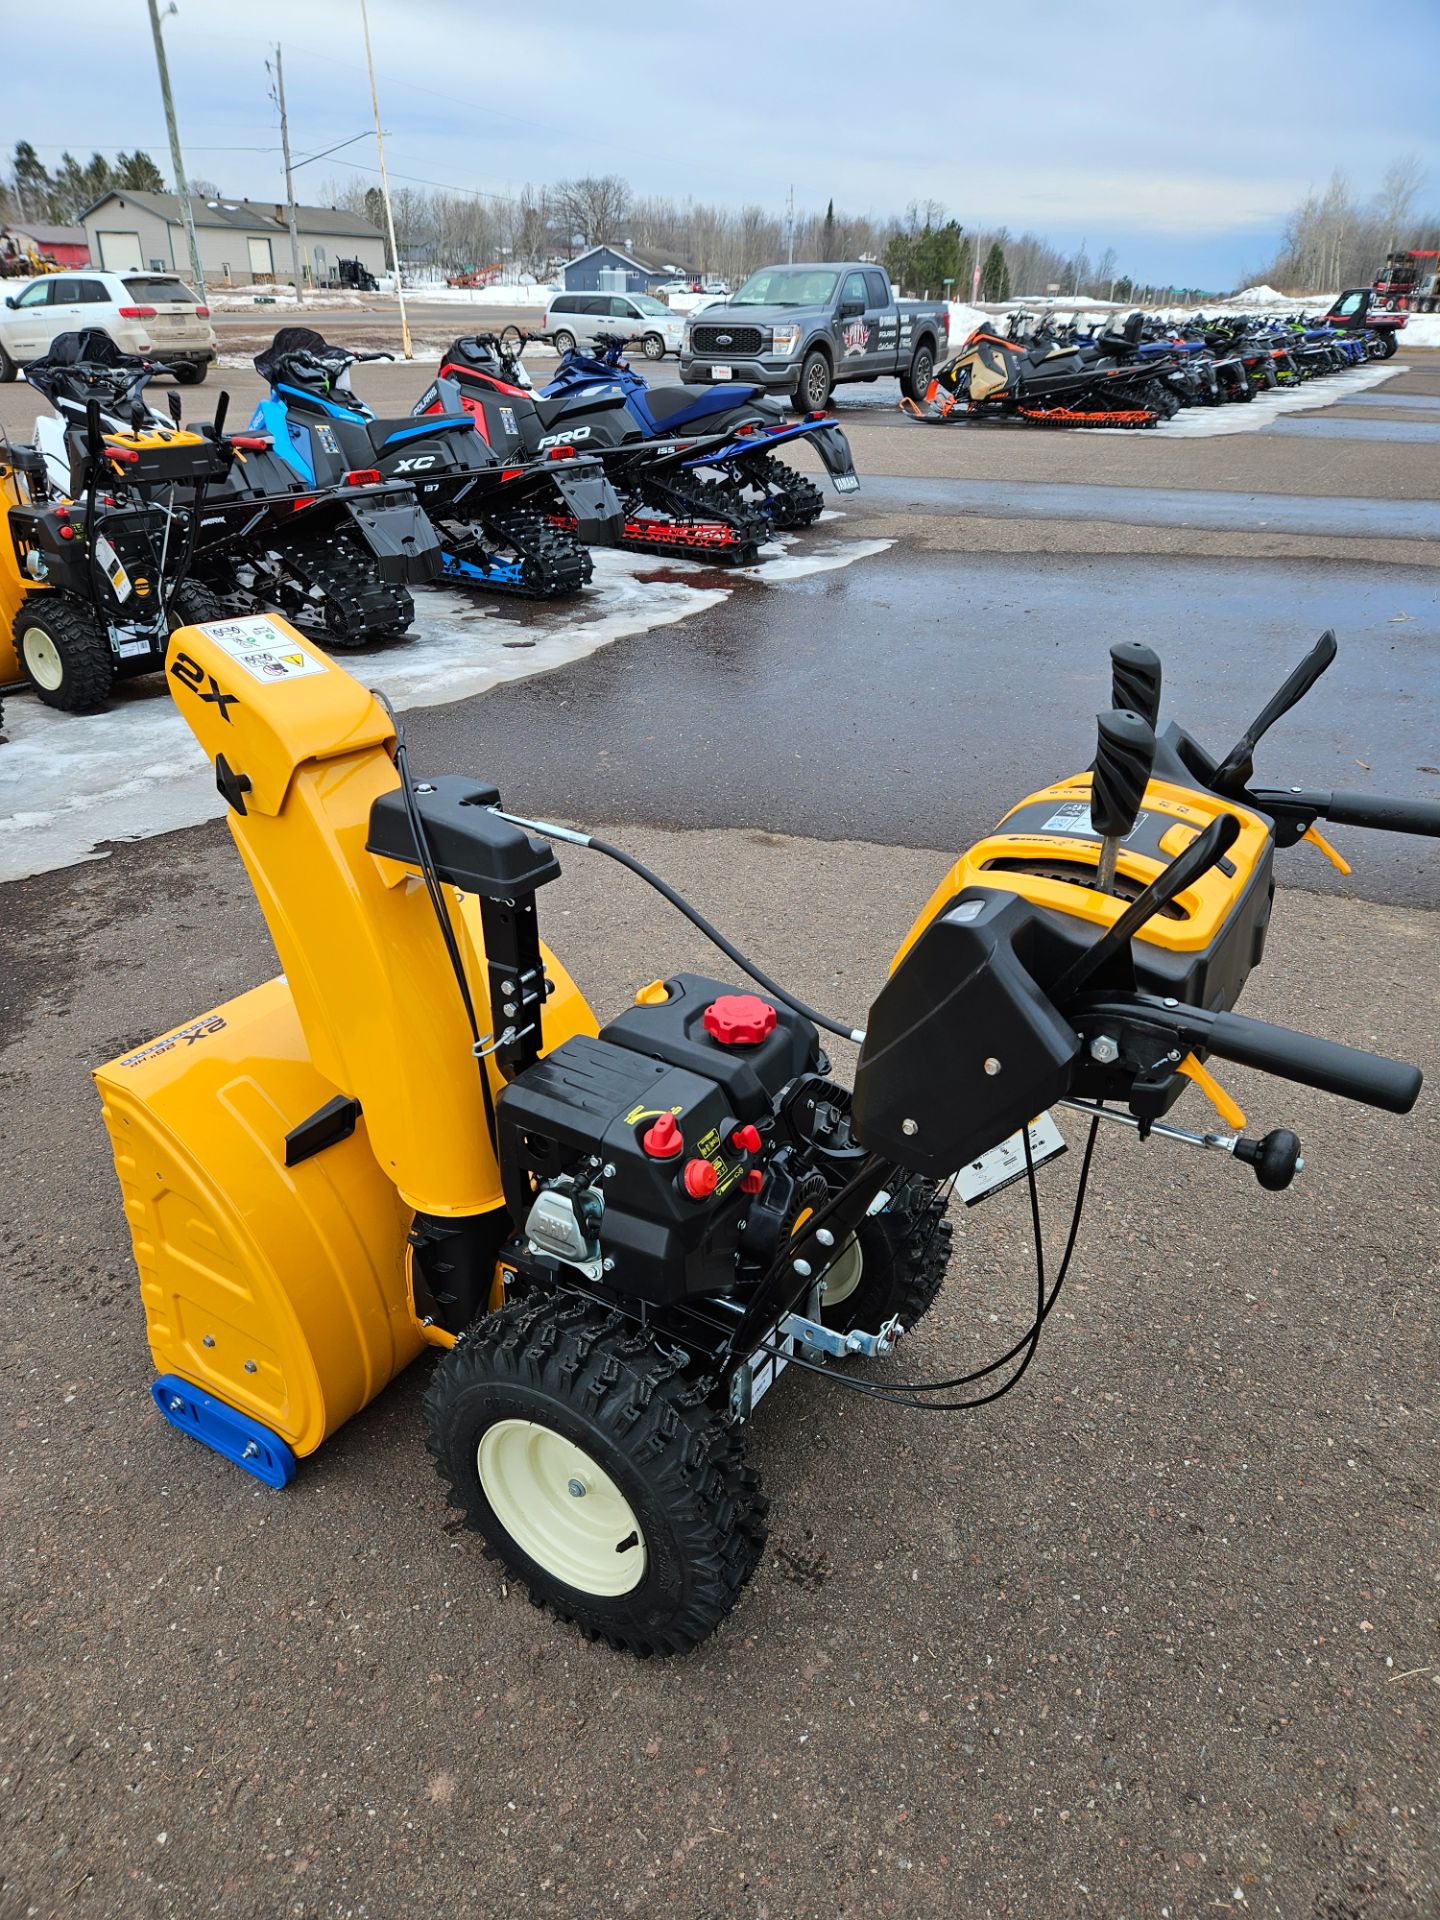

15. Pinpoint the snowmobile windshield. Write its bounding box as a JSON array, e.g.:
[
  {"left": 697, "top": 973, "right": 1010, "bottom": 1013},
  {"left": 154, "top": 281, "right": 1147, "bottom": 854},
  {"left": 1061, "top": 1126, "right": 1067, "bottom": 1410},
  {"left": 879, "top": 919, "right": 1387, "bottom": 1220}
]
[
  {"left": 731, "top": 269, "right": 839, "bottom": 307},
  {"left": 254, "top": 327, "right": 350, "bottom": 385},
  {"left": 25, "top": 329, "right": 147, "bottom": 403}
]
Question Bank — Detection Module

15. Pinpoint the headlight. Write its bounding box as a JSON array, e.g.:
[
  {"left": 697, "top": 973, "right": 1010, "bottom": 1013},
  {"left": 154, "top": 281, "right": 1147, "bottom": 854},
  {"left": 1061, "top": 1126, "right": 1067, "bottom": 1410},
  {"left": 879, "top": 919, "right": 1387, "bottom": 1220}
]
[{"left": 771, "top": 324, "right": 802, "bottom": 356}]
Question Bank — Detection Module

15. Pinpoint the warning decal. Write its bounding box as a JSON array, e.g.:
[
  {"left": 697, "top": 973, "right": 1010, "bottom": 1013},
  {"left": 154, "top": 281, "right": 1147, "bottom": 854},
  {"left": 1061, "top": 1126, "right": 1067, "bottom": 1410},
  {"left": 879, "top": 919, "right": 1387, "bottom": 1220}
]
[{"left": 199, "top": 616, "right": 325, "bottom": 683}]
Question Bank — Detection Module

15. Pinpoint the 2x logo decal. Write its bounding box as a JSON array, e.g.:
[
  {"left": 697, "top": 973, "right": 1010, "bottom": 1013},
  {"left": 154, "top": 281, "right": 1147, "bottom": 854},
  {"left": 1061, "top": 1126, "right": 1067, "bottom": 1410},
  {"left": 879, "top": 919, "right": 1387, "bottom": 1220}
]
[{"left": 170, "top": 651, "right": 239, "bottom": 721}]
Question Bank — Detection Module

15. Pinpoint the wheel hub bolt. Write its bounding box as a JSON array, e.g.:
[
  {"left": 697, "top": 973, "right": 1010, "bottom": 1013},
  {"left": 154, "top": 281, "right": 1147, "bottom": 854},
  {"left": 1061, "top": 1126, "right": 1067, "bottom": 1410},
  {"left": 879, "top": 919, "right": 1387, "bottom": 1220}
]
[{"left": 568, "top": 1478, "right": 586, "bottom": 1499}]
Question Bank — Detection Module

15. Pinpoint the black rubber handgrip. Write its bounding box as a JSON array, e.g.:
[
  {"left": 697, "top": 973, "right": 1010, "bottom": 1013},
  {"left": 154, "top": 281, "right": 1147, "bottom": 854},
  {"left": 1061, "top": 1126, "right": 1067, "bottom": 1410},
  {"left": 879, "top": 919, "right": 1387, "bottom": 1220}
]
[
  {"left": 1091, "top": 709, "right": 1156, "bottom": 838},
  {"left": 1206, "top": 1010, "right": 1422, "bottom": 1114},
  {"left": 1110, "top": 642, "right": 1162, "bottom": 728},
  {"left": 1323, "top": 791, "right": 1440, "bottom": 838}
]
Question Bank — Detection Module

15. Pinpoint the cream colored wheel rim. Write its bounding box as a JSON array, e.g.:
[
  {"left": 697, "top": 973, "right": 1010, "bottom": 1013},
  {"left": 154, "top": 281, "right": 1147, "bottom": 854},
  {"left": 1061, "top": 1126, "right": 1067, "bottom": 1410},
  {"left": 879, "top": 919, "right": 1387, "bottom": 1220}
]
[
  {"left": 20, "top": 625, "right": 65, "bottom": 691},
  {"left": 477, "top": 1418, "right": 647, "bottom": 1597},
  {"left": 820, "top": 1236, "right": 863, "bottom": 1310}
]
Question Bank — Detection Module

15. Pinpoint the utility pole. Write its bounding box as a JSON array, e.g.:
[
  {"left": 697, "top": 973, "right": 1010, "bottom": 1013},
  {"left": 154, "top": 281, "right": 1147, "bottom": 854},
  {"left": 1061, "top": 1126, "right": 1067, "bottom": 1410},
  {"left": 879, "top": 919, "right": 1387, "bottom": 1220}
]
[
  {"left": 270, "top": 44, "right": 305, "bottom": 302},
  {"left": 146, "top": 0, "right": 206, "bottom": 297},
  {"left": 359, "top": 0, "right": 411, "bottom": 359}
]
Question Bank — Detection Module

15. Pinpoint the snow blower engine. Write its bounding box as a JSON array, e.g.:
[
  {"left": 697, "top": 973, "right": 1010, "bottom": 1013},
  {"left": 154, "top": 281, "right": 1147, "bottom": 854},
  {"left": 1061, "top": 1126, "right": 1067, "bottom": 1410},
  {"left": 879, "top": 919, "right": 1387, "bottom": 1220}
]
[{"left": 94, "top": 620, "right": 1435, "bottom": 1654}]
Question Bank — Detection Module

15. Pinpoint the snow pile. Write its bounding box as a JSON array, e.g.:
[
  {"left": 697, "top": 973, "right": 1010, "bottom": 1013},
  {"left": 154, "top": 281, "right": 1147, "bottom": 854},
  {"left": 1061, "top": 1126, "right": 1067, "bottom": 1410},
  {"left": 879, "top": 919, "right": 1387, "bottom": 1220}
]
[
  {"left": 1229, "top": 284, "right": 1288, "bottom": 306},
  {"left": 401, "top": 281, "right": 559, "bottom": 305},
  {"left": 945, "top": 301, "right": 989, "bottom": 342}
]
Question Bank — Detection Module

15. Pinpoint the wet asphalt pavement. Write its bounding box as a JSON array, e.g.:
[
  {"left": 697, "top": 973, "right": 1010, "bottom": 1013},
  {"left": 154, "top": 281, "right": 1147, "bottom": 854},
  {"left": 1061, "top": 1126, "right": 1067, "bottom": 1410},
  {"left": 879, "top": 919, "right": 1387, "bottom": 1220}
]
[
  {"left": 408, "top": 546, "right": 1440, "bottom": 908},
  {"left": 1, "top": 349, "right": 1438, "bottom": 1920}
]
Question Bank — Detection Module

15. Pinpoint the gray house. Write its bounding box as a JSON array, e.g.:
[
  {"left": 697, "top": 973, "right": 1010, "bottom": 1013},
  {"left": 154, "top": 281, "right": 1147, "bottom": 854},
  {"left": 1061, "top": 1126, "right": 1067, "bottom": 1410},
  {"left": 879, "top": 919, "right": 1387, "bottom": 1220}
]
[
  {"left": 561, "top": 244, "right": 691, "bottom": 295},
  {"left": 80, "top": 192, "right": 387, "bottom": 288}
]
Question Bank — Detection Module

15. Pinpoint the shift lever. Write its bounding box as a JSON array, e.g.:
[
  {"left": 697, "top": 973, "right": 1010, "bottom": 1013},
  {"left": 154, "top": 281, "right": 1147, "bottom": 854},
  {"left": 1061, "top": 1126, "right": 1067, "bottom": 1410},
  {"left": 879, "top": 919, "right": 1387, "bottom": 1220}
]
[
  {"left": 1110, "top": 641, "right": 1162, "bottom": 728},
  {"left": 1091, "top": 709, "right": 1156, "bottom": 893}
]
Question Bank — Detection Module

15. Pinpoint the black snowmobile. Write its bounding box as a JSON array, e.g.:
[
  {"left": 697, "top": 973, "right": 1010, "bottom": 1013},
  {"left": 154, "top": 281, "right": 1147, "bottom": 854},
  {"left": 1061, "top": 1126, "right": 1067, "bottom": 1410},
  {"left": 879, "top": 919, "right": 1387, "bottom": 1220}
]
[
  {"left": 25, "top": 331, "right": 440, "bottom": 647},
  {"left": 904, "top": 323, "right": 1180, "bottom": 427},
  {"left": 412, "top": 333, "right": 771, "bottom": 565},
  {"left": 253, "top": 329, "right": 624, "bottom": 599}
]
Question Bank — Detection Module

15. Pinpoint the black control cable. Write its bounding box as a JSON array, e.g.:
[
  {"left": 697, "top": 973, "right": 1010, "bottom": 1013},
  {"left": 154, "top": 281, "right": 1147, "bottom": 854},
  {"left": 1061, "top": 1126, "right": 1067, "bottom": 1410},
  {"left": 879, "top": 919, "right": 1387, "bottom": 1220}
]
[
  {"left": 374, "top": 690, "right": 499, "bottom": 1151},
  {"left": 493, "top": 809, "right": 867, "bottom": 1044},
  {"left": 749, "top": 1116, "right": 1101, "bottom": 1411}
]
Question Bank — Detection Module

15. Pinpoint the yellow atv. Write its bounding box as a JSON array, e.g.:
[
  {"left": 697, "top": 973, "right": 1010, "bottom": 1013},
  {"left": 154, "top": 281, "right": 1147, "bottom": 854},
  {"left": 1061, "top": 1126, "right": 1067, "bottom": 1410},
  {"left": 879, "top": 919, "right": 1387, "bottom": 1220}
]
[{"left": 93, "top": 621, "right": 1436, "bottom": 1654}]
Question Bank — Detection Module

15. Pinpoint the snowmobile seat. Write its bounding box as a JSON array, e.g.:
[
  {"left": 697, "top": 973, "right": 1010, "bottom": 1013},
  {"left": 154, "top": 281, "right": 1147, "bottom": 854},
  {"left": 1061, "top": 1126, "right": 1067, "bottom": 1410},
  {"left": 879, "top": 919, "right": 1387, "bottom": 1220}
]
[
  {"left": 367, "top": 414, "right": 474, "bottom": 456},
  {"left": 645, "top": 386, "right": 725, "bottom": 423},
  {"left": 528, "top": 391, "right": 631, "bottom": 432}
]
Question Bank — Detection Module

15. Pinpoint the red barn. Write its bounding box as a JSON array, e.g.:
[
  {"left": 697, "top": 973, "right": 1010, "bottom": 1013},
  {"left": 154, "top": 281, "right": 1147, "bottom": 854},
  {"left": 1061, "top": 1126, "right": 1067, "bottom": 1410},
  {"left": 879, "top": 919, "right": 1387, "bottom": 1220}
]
[{"left": 2, "top": 223, "right": 91, "bottom": 271}]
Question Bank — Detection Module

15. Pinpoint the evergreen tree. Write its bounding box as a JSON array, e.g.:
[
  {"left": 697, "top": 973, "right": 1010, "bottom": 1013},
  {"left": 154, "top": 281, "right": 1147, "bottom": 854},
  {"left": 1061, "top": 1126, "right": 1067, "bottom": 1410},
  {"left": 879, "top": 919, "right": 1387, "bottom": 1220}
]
[
  {"left": 822, "top": 197, "right": 836, "bottom": 256},
  {"left": 115, "top": 151, "right": 165, "bottom": 192},
  {"left": 979, "top": 241, "right": 1010, "bottom": 300},
  {"left": 10, "top": 141, "right": 53, "bottom": 220}
]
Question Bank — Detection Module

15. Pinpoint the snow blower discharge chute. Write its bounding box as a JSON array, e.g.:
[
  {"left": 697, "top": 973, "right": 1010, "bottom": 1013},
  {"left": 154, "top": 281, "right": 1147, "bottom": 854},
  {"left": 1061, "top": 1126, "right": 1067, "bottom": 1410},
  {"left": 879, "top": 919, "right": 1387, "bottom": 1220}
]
[{"left": 94, "top": 620, "right": 1437, "bottom": 1655}]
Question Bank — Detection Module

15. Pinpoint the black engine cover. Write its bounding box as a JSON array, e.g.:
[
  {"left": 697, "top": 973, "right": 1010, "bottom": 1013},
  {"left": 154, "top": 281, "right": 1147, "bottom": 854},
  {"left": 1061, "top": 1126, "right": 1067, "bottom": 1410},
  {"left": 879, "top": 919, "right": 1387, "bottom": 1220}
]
[{"left": 495, "top": 978, "right": 820, "bottom": 1306}]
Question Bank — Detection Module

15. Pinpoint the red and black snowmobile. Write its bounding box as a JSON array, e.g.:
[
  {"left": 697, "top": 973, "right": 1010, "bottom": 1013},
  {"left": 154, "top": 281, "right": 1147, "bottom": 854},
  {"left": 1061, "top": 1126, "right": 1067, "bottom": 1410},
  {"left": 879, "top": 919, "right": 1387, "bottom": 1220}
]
[{"left": 412, "top": 334, "right": 782, "bottom": 566}]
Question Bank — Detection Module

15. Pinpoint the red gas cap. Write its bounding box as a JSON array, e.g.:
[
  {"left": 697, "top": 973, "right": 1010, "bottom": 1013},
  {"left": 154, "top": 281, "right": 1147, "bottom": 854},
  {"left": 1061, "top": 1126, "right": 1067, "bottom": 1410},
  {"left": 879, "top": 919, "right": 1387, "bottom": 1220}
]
[
  {"left": 703, "top": 994, "right": 778, "bottom": 1047},
  {"left": 642, "top": 1112, "right": 683, "bottom": 1159},
  {"left": 682, "top": 1158, "right": 719, "bottom": 1199}
]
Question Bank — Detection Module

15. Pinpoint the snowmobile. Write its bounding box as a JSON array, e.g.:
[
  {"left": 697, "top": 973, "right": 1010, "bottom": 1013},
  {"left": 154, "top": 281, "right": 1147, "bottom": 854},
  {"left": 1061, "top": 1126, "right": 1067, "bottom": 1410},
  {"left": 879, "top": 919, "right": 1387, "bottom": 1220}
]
[
  {"left": 0, "top": 375, "right": 233, "bottom": 711},
  {"left": 527, "top": 329, "right": 860, "bottom": 529},
  {"left": 96, "top": 620, "right": 1435, "bottom": 1655},
  {"left": 253, "top": 329, "right": 623, "bottom": 599},
  {"left": 413, "top": 333, "right": 778, "bottom": 565},
  {"left": 23, "top": 331, "right": 441, "bottom": 653},
  {"left": 904, "top": 324, "right": 1178, "bottom": 427}
]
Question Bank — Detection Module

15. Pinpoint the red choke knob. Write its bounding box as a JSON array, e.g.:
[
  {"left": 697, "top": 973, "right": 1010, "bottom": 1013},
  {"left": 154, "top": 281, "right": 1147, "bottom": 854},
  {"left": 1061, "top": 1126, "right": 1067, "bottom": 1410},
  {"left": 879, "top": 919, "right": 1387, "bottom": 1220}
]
[
  {"left": 740, "top": 1168, "right": 764, "bottom": 1194},
  {"left": 730, "top": 1124, "right": 763, "bottom": 1155},
  {"left": 682, "top": 1158, "right": 719, "bottom": 1199},
  {"left": 703, "top": 995, "right": 778, "bottom": 1047},
  {"left": 642, "top": 1113, "right": 683, "bottom": 1159}
]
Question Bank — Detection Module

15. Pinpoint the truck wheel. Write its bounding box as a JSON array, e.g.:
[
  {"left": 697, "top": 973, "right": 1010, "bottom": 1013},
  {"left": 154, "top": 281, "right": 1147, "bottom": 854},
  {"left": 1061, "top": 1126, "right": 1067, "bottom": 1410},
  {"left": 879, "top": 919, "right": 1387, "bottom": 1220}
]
[
  {"left": 794, "top": 350, "right": 832, "bottom": 412},
  {"left": 0, "top": 346, "right": 15, "bottom": 384},
  {"left": 552, "top": 329, "right": 576, "bottom": 356},
  {"left": 818, "top": 1175, "right": 951, "bottom": 1342},
  {"left": 12, "top": 597, "right": 116, "bottom": 712},
  {"left": 902, "top": 342, "right": 935, "bottom": 403},
  {"left": 641, "top": 333, "right": 665, "bottom": 361},
  {"left": 425, "top": 1296, "right": 767, "bottom": 1656},
  {"left": 172, "top": 360, "right": 207, "bottom": 386}
]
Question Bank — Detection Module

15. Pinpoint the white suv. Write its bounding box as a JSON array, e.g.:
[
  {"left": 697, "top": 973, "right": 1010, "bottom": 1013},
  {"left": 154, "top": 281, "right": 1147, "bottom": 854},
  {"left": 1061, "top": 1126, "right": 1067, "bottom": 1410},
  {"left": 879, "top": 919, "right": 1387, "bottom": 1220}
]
[
  {"left": 544, "top": 292, "right": 687, "bottom": 360},
  {"left": 0, "top": 270, "right": 216, "bottom": 384}
]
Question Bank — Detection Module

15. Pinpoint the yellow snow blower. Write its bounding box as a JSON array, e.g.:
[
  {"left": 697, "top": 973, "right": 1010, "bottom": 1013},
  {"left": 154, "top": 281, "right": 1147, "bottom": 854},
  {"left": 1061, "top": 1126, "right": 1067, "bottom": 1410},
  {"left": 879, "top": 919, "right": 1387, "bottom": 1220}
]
[{"left": 95, "top": 618, "right": 1435, "bottom": 1654}]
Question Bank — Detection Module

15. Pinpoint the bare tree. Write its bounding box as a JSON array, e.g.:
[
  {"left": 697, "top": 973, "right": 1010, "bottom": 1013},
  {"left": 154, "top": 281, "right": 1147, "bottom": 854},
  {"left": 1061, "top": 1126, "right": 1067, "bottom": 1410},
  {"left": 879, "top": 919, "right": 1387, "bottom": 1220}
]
[
  {"left": 553, "top": 175, "right": 631, "bottom": 249},
  {"left": 1375, "top": 153, "right": 1427, "bottom": 256}
]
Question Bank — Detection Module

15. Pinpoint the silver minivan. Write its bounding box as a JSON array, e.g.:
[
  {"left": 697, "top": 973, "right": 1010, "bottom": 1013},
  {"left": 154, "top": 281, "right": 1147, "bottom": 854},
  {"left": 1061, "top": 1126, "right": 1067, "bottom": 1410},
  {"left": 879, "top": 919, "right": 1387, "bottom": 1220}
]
[{"left": 544, "top": 292, "right": 686, "bottom": 360}]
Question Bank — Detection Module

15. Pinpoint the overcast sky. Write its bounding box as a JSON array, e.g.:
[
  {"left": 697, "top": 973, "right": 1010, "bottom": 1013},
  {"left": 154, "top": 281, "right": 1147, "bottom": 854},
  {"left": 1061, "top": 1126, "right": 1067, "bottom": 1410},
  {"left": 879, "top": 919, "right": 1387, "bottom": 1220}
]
[{"left": 13, "top": 0, "right": 1440, "bottom": 287}]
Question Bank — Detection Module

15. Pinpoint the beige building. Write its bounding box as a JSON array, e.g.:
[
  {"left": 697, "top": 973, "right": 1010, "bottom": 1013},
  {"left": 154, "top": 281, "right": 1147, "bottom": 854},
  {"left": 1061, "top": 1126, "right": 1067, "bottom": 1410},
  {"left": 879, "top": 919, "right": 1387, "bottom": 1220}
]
[{"left": 80, "top": 192, "right": 387, "bottom": 288}]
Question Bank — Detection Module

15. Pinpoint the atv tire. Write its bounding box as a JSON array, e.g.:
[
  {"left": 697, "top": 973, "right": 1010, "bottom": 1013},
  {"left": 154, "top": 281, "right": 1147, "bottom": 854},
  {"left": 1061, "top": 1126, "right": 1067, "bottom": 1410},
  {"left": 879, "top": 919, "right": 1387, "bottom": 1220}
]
[
  {"left": 902, "top": 343, "right": 935, "bottom": 405},
  {"left": 425, "top": 1296, "right": 767, "bottom": 1656},
  {"left": 1379, "top": 331, "right": 1399, "bottom": 359},
  {"left": 818, "top": 1174, "right": 952, "bottom": 1342},
  {"left": 12, "top": 595, "right": 117, "bottom": 712},
  {"left": 794, "top": 350, "right": 833, "bottom": 413},
  {"left": 166, "top": 579, "right": 229, "bottom": 630}
]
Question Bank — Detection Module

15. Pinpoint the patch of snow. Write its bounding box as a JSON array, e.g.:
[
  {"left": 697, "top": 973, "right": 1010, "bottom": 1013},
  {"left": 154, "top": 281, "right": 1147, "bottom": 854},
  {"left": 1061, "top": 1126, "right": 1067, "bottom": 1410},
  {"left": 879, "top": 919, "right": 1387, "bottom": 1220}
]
[
  {"left": 0, "top": 531, "right": 884, "bottom": 882},
  {"left": 1086, "top": 361, "right": 1408, "bottom": 437}
]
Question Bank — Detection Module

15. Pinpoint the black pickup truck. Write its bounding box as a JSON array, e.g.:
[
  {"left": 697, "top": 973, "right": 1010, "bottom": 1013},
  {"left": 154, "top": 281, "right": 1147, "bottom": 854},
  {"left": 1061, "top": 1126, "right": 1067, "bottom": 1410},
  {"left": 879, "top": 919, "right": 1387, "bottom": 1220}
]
[{"left": 679, "top": 261, "right": 949, "bottom": 411}]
